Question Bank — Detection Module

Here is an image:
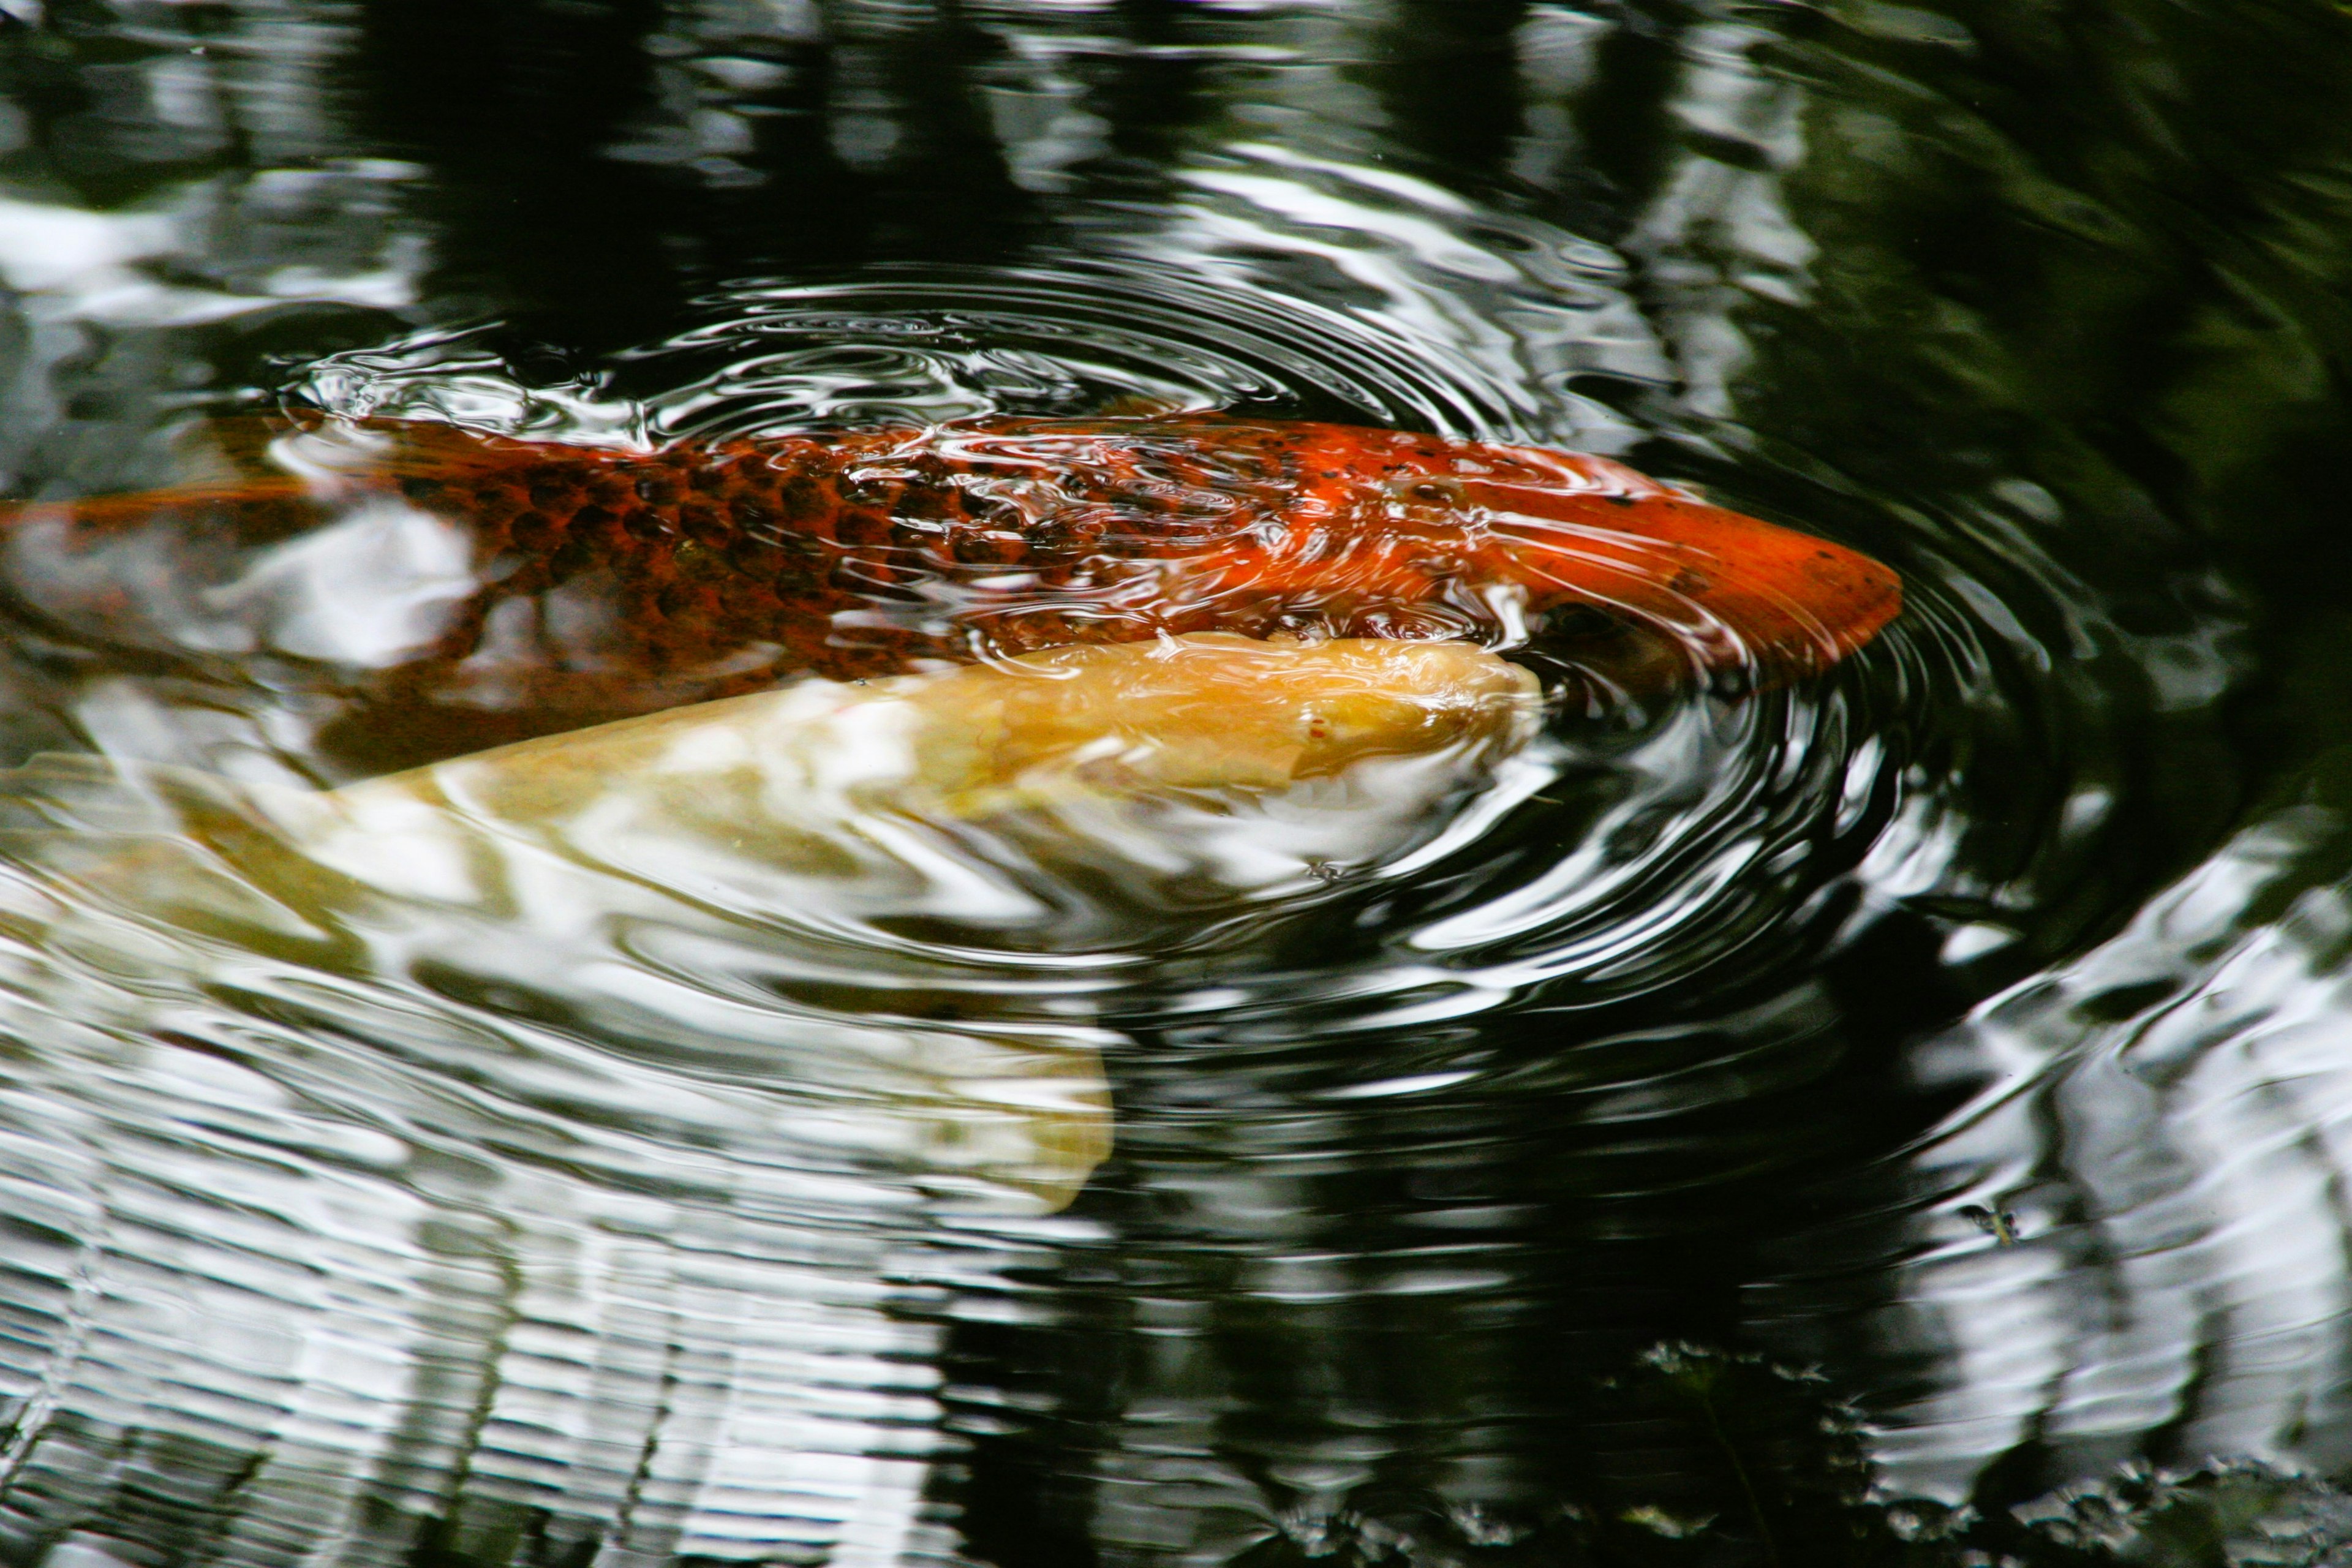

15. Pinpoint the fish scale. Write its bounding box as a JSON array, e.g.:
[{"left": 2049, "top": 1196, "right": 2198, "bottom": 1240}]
[{"left": 1, "top": 415, "right": 1901, "bottom": 748}]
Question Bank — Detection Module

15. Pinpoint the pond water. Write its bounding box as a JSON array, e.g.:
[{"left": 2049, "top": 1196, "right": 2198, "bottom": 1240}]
[{"left": 0, "top": 1, "right": 2348, "bottom": 1564}]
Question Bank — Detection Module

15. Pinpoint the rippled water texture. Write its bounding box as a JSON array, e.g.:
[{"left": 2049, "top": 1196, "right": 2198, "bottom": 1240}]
[{"left": 0, "top": 1, "right": 2347, "bottom": 1565}]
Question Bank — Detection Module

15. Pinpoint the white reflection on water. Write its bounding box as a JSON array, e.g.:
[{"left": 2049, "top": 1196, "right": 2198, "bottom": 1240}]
[
  {"left": 0, "top": 498, "right": 477, "bottom": 669},
  {"left": 1876, "top": 802, "right": 2352, "bottom": 1499}
]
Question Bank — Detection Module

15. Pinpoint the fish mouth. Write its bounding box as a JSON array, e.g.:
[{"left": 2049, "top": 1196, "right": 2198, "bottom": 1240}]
[{"left": 1467, "top": 482, "right": 1901, "bottom": 677}]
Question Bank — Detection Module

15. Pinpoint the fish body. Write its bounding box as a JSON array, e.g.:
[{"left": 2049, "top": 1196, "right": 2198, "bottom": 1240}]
[
  {"left": 5, "top": 417, "right": 1899, "bottom": 750},
  {"left": 9, "top": 633, "right": 1544, "bottom": 1213},
  {"left": 341, "top": 630, "right": 1542, "bottom": 825}
]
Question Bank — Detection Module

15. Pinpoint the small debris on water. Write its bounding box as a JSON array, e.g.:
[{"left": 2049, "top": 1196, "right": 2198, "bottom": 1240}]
[{"left": 1961, "top": 1203, "right": 2023, "bottom": 1246}]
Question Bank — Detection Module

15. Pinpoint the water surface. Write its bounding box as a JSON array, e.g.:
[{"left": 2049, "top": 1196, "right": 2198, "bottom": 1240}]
[{"left": 0, "top": 2, "right": 2350, "bottom": 1564}]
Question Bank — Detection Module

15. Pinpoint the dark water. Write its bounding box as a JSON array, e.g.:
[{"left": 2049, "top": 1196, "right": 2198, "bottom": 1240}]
[{"left": 0, "top": 1, "right": 2347, "bottom": 1564}]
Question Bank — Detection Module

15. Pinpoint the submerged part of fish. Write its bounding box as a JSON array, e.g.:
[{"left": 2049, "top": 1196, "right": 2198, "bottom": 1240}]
[
  {"left": 341, "top": 630, "right": 1543, "bottom": 824},
  {"left": 5, "top": 633, "right": 1542, "bottom": 1214},
  {"left": 0, "top": 415, "right": 1897, "bottom": 768}
]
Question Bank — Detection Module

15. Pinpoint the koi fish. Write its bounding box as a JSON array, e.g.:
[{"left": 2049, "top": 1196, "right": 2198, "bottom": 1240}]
[
  {"left": 0, "top": 416, "right": 1899, "bottom": 757},
  {"left": 9, "top": 632, "right": 1545, "bottom": 1212}
]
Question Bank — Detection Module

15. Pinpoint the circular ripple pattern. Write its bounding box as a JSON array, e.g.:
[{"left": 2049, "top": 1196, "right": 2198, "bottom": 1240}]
[{"left": 635, "top": 266, "right": 1518, "bottom": 441}]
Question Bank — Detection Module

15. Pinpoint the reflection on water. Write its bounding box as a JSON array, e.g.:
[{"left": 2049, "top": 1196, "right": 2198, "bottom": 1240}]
[
  {"left": 0, "top": 0, "right": 2348, "bottom": 1564},
  {"left": 1861, "top": 792, "right": 2352, "bottom": 1492}
]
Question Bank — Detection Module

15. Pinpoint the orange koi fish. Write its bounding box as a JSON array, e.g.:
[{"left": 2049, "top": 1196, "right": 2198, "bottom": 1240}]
[{"left": 0, "top": 415, "right": 1898, "bottom": 748}]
